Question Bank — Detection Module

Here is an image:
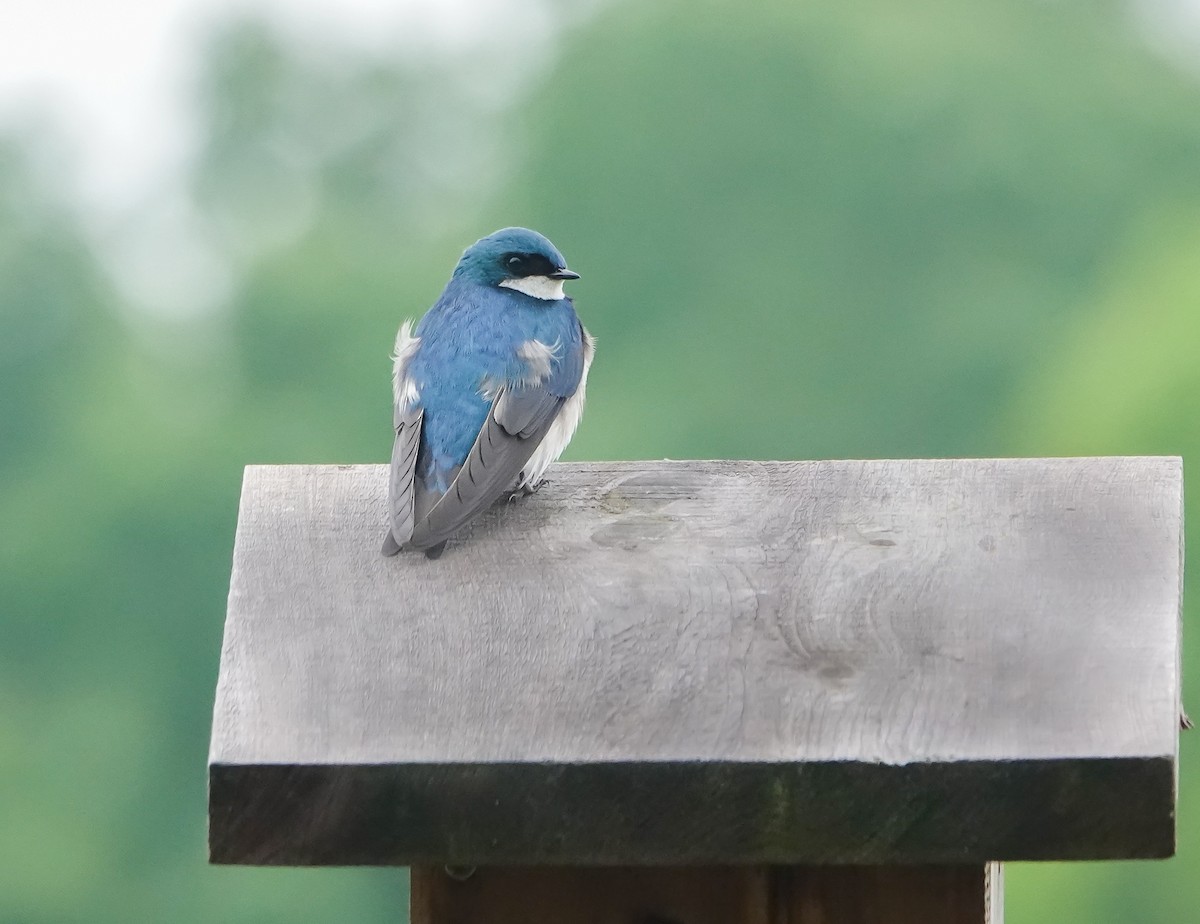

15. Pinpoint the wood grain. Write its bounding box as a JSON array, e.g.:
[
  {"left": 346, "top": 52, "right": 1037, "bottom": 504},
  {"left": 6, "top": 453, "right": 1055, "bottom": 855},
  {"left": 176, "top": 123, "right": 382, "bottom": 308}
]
[
  {"left": 208, "top": 458, "right": 1182, "bottom": 865},
  {"left": 409, "top": 863, "right": 1001, "bottom": 924}
]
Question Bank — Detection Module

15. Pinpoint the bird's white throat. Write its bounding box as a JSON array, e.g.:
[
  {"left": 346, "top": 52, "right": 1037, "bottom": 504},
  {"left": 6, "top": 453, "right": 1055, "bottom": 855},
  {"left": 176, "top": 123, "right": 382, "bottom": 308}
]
[{"left": 499, "top": 275, "right": 566, "bottom": 300}]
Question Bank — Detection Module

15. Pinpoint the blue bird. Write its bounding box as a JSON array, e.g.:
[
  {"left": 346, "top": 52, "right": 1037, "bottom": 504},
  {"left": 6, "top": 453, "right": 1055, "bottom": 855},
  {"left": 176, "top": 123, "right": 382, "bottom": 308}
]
[{"left": 382, "top": 227, "right": 594, "bottom": 558}]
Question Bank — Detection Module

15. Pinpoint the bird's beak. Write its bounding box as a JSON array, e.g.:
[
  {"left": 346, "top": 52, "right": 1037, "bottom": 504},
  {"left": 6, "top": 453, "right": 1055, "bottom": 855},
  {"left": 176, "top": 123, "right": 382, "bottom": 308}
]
[{"left": 548, "top": 268, "right": 580, "bottom": 280}]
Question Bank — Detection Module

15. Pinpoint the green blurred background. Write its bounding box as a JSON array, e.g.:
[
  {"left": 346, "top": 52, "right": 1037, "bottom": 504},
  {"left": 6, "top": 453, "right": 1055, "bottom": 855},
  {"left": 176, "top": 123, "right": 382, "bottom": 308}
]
[{"left": 2, "top": 0, "right": 1199, "bottom": 920}]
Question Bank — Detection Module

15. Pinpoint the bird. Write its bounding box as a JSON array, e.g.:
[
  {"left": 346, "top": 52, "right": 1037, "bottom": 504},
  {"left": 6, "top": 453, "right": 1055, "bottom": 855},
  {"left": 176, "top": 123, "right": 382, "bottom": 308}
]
[{"left": 382, "top": 227, "right": 594, "bottom": 558}]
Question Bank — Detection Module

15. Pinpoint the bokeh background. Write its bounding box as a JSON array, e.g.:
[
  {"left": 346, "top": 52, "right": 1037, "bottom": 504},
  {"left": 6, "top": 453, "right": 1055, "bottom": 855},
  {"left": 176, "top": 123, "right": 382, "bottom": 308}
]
[{"left": 3, "top": 0, "right": 1199, "bottom": 920}]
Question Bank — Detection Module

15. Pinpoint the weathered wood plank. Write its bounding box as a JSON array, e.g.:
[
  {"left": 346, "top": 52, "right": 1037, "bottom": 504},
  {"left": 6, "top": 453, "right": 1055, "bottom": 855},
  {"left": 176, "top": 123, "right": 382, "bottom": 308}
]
[
  {"left": 409, "top": 863, "right": 1001, "bottom": 924},
  {"left": 410, "top": 866, "right": 770, "bottom": 924},
  {"left": 208, "top": 459, "right": 1182, "bottom": 865},
  {"left": 771, "top": 864, "right": 999, "bottom": 924}
]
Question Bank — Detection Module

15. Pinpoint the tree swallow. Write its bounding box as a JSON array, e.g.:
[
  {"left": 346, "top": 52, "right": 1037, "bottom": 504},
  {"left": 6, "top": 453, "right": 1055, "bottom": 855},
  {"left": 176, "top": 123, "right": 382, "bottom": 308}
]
[{"left": 382, "top": 227, "right": 594, "bottom": 558}]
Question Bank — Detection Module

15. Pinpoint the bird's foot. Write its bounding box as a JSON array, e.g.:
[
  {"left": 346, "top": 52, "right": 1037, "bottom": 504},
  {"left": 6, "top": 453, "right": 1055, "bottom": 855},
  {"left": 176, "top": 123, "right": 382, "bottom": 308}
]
[{"left": 508, "top": 479, "right": 550, "bottom": 503}]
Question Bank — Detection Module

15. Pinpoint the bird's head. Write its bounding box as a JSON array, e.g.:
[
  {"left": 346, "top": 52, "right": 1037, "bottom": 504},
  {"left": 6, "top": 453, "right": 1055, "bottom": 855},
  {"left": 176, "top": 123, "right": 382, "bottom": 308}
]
[{"left": 453, "top": 227, "right": 579, "bottom": 300}]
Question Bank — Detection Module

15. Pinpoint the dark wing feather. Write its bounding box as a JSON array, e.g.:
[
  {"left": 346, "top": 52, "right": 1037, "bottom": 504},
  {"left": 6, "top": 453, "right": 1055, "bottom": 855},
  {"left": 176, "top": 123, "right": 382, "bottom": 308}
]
[
  {"left": 381, "top": 406, "right": 424, "bottom": 556},
  {"left": 499, "top": 385, "right": 562, "bottom": 437},
  {"left": 408, "top": 385, "right": 563, "bottom": 551}
]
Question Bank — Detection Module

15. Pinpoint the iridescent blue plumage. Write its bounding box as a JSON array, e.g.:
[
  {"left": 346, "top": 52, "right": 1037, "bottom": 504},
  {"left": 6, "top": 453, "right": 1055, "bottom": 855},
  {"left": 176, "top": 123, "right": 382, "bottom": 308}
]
[{"left": 383, "top": 228, "right": 593, "bottom": 557}]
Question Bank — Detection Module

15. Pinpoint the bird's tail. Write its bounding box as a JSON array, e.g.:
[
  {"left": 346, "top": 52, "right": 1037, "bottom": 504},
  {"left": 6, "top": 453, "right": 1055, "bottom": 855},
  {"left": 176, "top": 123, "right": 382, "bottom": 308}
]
[
  {"left": 380, "top": 478, "right": 449, "bottom": 557},
  {"left": 381, "top": 530, "right": 403, "bottom": 557}
]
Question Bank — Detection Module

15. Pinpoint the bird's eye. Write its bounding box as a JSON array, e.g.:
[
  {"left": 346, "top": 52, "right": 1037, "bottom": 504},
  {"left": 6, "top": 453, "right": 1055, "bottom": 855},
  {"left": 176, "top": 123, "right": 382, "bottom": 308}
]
[{"left": 506, "top": 255, "right": 523, "bottom": 268}]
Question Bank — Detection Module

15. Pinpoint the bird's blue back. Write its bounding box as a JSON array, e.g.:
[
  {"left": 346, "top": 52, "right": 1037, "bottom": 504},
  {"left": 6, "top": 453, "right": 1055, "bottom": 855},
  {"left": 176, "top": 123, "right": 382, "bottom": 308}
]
[{"left": 410, "top": 276, "right": 584, "bottom": 492}]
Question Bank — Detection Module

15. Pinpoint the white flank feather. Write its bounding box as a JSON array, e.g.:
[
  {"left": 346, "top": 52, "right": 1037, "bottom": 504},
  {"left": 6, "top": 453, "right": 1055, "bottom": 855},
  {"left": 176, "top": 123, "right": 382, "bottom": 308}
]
[
  {"left": 391, "top": 320, "right": 421, "bottom": 413},
  {"left": 517, "top": 338, "right": 559, "bottom": 384},
  {"left": 519, "top": 328, "right": 596, "bottom": 489}
]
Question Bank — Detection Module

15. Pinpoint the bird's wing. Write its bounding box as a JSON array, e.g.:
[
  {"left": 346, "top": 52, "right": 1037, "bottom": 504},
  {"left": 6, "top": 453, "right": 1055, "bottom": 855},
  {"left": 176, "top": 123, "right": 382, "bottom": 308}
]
[
  {"left": 407, "top": 384, "right": 565, "bottom": 551},
  {"left": 383, "top": 318, "right": 426, "bottom": 556},
  {"left": 381, "top": 403, "right": 424, "bottom": 556}
]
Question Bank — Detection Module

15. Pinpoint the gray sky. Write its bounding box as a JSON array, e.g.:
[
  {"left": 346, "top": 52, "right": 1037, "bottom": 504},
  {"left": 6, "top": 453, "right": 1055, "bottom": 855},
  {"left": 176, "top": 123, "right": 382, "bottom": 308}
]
[
  {"left": 0, "top": 0, "right": 567, "bottom": 319},
  {"left": 0, "top": 0, "right": 549, "bottom": 211}
]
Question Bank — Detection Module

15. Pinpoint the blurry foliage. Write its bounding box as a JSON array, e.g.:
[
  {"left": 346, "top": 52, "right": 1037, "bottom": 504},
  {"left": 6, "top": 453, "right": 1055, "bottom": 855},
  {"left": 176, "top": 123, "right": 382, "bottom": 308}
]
[
  {"left": 507, "top": 0, "right": 1200, "bottom": 463},
  {"left": 1, "top": 0, "right": 1199, "bottom": 920},
  {"left": 1001, "top": 202, "right": 1200, "bottom": 924}
]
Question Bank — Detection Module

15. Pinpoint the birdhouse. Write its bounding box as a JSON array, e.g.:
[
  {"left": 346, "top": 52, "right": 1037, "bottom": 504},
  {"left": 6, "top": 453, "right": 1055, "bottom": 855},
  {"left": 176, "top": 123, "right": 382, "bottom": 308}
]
[{"left": 209, "top": 458, "right": 1183, "bottom": 923}]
